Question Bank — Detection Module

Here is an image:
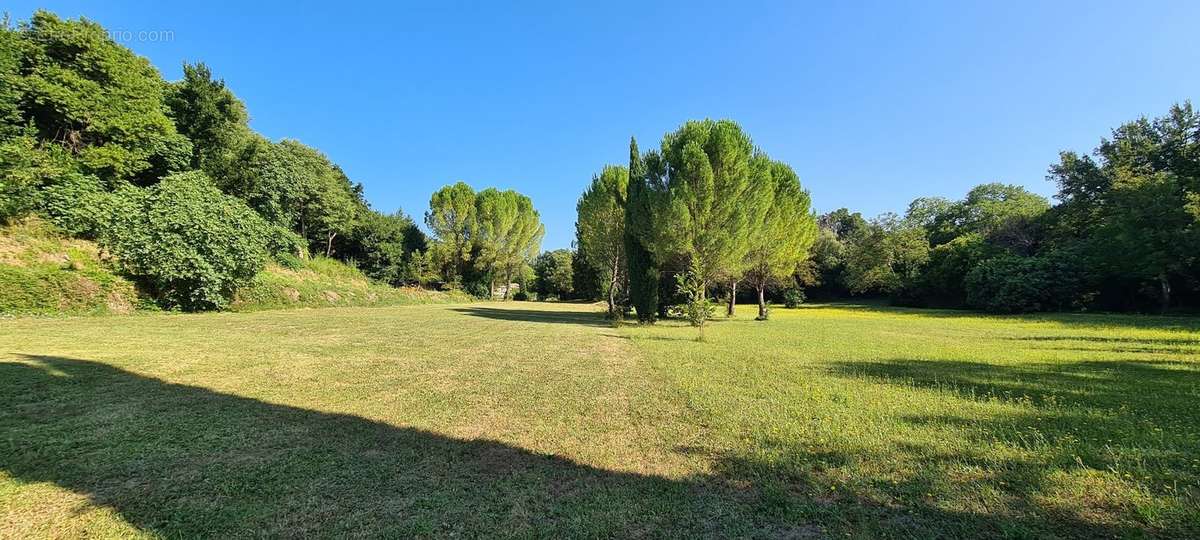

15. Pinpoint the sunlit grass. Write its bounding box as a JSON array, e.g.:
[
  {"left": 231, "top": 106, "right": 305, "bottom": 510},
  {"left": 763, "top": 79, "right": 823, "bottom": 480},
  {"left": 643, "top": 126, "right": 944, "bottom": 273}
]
[{"left": 1, "top": 302, "right": 1197, "bottom": 537}]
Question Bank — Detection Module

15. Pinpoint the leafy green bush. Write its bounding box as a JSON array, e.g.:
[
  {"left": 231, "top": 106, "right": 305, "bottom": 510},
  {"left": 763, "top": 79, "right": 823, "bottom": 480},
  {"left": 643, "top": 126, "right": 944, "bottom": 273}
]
[
  {"left": 513, "top": 291, "right": 530, "bottom": 301},
  {"left": 105, "top": 172, "right": 270, "bottom": 311},
  {"left": 781, "top": 288, "right": 805, "bottom": 308},
  {"left": 38, "top": 173, "right": 116, "bottom": 238},
  {"left": 465, "top": 280, "right": 491, "bottom": 299},
  {"left": 266, "top": 225, "right": 307, "bottom": 259},
  {"left": 965, "top": 250, "right": 1091, "bottom": 313},
  {"left": 275, "top": 252, "right": 305, "bottom": 271}
]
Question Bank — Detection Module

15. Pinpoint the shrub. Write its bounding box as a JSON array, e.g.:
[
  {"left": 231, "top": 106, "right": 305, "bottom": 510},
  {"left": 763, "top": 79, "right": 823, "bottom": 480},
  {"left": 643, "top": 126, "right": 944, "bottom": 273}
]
[
  {"left": 105, "top": 172, "right": 270, "bottom": 311},
  {"left": 464, "top": 280, "right": 491, "bottom": 299},
  {"left": 37, "top": 173, "right": 117, "bottom": 238},
  {"left": 513, "top": 291, "right": 529, "bottom": 301},
  {"left": 965, "top": 250, "right": 1091, "bottom": 313},
  {"left": 781, "top": 288, "right": 806, "bottom": 308},
  {"left": 275, "top": 252, "right": 305, "bottom": 271},
  {"left": 675, "top": 259, "right": 714, "bottom": 341},
  {"left": 266, "top": 225, "right": 307, "bottom": 259}
]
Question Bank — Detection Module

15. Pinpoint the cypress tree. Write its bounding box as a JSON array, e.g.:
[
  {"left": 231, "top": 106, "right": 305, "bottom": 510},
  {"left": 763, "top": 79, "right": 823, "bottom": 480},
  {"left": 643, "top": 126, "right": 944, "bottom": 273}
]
[{"left": 625, "top": 137, "right": 659, "bottom": 323}]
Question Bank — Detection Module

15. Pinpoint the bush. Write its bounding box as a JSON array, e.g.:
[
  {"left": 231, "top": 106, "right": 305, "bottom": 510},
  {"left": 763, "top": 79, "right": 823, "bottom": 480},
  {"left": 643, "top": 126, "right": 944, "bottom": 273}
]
[
  {"left": 275, "top": 252, "right": 305, "bottom": 271},
  {"left": 781, "top": 288, "right": 806, "bottom": 308},
  {"left": 105, "top": 172, "right": 270, "bottom": 311},
  {"left": 965, "top": 250, "right": 1091, "bottom": 313},
  {"left": 513, "top": 291, "right": 529, "bottom": 301},
  {"left": 266, "top": 225, "right": 307, "bottom": 259},
  {"left": 464, "top": 280, "right": 491, "bottom": 299}
]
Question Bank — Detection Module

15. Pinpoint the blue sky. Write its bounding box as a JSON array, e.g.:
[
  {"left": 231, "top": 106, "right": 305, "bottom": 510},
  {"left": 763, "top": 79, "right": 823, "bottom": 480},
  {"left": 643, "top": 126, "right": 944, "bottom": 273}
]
[{"left": 8, "top": 1, "right": 1199, "bottom": 250}]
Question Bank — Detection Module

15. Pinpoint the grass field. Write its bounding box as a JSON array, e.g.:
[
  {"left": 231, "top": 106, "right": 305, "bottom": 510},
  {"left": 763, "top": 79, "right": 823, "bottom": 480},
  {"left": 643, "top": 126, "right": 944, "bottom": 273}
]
[{"left": 2, "top": 302, "right": 1198, "bottom": 538}]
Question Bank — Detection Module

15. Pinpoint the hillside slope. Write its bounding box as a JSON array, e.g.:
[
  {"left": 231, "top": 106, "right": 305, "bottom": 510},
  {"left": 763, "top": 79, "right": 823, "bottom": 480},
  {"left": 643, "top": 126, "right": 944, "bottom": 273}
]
[
  {"left": 0, "top": 220, "right": 469, "bottom": 316},
  {"left": 231, "top": 257, "right": 472, "bottom": 311}
]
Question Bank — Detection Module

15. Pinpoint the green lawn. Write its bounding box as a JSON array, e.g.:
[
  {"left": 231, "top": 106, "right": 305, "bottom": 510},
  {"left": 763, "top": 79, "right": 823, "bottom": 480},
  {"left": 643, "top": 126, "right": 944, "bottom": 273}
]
[{"left": 2, "top": 302, "right": 1198, "bottom": 538}]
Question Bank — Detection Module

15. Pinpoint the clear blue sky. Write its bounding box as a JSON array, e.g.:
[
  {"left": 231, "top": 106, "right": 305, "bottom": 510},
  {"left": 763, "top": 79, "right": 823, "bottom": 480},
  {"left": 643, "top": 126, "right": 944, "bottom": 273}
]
[{"left": 8, "top": 1, "right": 1199, "bottom": 249}]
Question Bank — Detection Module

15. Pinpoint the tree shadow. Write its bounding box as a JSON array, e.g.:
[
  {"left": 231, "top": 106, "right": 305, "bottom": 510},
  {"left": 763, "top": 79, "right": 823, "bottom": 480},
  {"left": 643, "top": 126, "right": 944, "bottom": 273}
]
[
  {"left": 2, "top": 355, "right": 1191, "bottom": 537},
  {"left": 450, "top": 306, "right": 609, "bottom": 327},
  {"left": 819, "top": 357, "right": 1200, "bottom": 538},
  {"left": 0, "top": 355, "right": 723, "bottom": 537},
  {"left": 806, "top": 302, "right": 1200, "bottom": 332}
]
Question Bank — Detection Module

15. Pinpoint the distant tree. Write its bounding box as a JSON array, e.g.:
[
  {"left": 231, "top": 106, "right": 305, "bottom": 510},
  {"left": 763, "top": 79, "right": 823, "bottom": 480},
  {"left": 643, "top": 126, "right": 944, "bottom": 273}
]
[
  {"left": 843, "top": 214, "right": 930, "bottom": 295},
  {"left": 533, "top": 249, "right": 574, "bottom": 299},
  {"left": 344, "top": 210, "right": 426, "bottom": 285},
  {"left": 425, "top": 181, "right": 477, "bottom": 285},
  {"left": 819, "top": 208, "right": 869, "bottom": 241},
  {"left": 1049, "top": 102, "right": 1200, "bottom": 311},
  {"left": 576, "top": 165, "right": 628, "bottom": 315},
  {"left": 571, "top": 233, "right": 604, "bottom": 300},
  {"left": 625, "top": 137, "right": 660, "bottom": 322},
  {"left": 473, "top": 188, "right": 544, "bottom": 299},
  {"left": 742, "top": 161, "right": 817, "bottom": 320}
]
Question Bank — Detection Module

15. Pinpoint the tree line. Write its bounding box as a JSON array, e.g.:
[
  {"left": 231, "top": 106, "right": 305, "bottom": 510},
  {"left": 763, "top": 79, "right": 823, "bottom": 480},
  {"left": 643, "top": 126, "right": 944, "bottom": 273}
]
[
  {"left": 564, "top": 105, "right": 1199, "bottom": 318},
  {"left": 3, "top": 11, "right": 1196, "bottom": 317},
  {"left": 796, "top": 103, "right": 1200, "bottom": 313},
  {"left": 1, "top": 12, "right": 449, "bottom": 310}
]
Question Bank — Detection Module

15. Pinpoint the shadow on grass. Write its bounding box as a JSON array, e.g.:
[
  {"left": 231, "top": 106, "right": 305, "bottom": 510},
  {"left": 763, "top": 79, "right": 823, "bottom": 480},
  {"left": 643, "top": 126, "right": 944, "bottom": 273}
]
[
  {"left": 2, "top": 355, "right": 1190, "bottom": 537},
  {"left": 450, "top": 306, "right": 609, "bottom": 327},
  {"left": 820, "top": 357, "right": 1199, "bottom": 537},
  {"left": 803, "top": 302, "right": 1200, "bottom": 332}
]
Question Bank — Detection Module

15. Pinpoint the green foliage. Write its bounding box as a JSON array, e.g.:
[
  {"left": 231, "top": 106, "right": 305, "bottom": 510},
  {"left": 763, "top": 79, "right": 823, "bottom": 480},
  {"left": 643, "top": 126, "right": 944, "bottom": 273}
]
[
  {"left": 658, "top": 120, "right": 758, "bottom": 286},
  {"left": 473, "top": 188, "right": 544, "bottom": 299},
  {"left": 964, "top": 250, "right": 1090, "bottom": 313},
  {"left": 37, "top": 172, "right": 115, "bottom": 238},
  {"left": 341, "top": 210, "right": 426, "bottom": 285},
  {"left": 781, "top": 288, "right": 805, "bottom": 308},
  {"left": 625, "top": 137, "right": 659, "bottom": 323},
  {"left": 165, "top": 62, "right": 250, "bottom": 177},
  {"left": 1048, "top": 102, "right": 1200, "bottom": 311},
  {"left": 675, "top": 258, "right": 714, "bottom": 340},
  {"left": 425, "top": 181, "right": 477, "bottom": 283},
  {"left": 742, "top": 159, "right": 817, "bottom": 319},
  {"left": 105, "top": 172, "right": 270, "bottom": 310},
  {"left": 14, "top": 11, "right": 191, "bottom": 184},
  {"left": 576, "top": 165, "right": 627, "bottom": 312},
  {"left": 843, "top": 214, "right": 929, "bottom": 295},
  {"left": 512, "top": 290, "right": 530, "bottom": 301},
  {"left": 909, "top": 233, "right": 994, "bottom": 307},
  {"left": 533, "top": 249, "right": 574, "bottom": 299}
]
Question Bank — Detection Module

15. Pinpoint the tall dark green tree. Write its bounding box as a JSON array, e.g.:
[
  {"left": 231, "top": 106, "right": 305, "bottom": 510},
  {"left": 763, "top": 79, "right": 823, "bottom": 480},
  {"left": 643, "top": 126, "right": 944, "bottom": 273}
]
[
  {"left": 165, "top": 62, "right": 250, "bottom": 179},
  {"left": 624, "top": 137, "right": 659, "bottom": 323}
]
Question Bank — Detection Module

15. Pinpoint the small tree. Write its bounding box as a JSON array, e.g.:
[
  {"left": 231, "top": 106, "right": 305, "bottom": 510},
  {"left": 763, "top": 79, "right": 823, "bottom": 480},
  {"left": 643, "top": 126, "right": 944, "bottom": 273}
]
[
  {"left": 533, "top": 249, "right": 574, "bottom": 299},
  {"left": 676, "top": 258, "right": 714, "bottom": 342}
]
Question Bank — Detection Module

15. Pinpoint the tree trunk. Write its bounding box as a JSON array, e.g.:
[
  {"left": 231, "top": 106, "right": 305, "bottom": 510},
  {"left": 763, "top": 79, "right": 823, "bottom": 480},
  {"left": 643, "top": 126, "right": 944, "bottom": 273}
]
[
  {"left": 503, "top": 267, "right": 513, "bottom": 300},
  {"left": 1159, "top": 273, "right": 1171, "bottom": 314},
  {"left": 325, "top": 231, "right": 336, "bottom": 257},
  {"left": 757, "top": 285, "right": 767, "bottom": 320},
  {"left": 726, "top": 280, "right": 737, "bottom": 317},
  {"left": 608, "top": 257, "right": 620, "bottom": 316}
]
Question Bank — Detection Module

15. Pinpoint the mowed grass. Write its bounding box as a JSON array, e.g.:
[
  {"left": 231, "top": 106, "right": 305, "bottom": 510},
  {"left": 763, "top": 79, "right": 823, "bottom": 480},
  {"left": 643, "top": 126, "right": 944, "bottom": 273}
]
[{"left": 1, "top": 302, "right": 1198, "bottom": 538}]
